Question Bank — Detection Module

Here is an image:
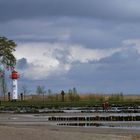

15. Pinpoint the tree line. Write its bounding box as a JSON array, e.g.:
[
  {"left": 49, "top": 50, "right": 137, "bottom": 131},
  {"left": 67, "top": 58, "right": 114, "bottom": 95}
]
[
  {"left": 35, "top": 86, "right": 80, "bottom": 102},
  {"left": 29, "top": 85, "right": 124, "bottom": 103}
]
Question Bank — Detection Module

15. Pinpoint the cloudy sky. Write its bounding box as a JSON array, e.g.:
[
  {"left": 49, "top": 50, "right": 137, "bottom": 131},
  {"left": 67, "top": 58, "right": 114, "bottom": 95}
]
[{"left": 1, "top": 0, "right": 140, "bottom": 94}]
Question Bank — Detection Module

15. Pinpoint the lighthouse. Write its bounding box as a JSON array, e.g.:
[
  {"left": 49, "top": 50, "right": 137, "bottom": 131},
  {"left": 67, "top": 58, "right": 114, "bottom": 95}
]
[{"left": 10, "top": 70, "right": 20, "bottom": 100}]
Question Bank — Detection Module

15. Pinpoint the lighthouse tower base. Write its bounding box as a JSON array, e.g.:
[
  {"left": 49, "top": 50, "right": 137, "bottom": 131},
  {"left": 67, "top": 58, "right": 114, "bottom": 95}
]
[{"left": 12, "top": 79, "right": 18, "bottom": 100}]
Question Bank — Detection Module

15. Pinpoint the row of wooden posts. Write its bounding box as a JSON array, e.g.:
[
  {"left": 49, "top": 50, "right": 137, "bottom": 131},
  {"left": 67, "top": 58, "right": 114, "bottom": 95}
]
[{"left": 49, "top": 116, "right": 140, "bottom": 121}]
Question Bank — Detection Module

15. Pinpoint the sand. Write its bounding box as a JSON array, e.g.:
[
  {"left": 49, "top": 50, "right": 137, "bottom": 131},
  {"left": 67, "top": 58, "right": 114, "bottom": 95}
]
[
  {"left": 0, "top": 124, "right": 139, "bottom": 140},
  {"left": 0, "top": 113, "right": 139, "bottom": 140}
]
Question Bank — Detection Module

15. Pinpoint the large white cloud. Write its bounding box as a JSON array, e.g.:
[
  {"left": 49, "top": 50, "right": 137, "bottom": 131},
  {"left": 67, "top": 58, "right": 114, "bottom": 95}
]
[
  {"left": 69, "top": 46, "right": 120, "bottom": 63},
  {"left": 14, "top": 42, "right": 121, "bottom": 80}
]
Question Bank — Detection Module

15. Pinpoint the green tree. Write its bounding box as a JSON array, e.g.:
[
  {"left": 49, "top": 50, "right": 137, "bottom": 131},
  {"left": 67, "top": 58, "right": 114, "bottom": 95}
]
[
  {"left": 0, "top": 37, "right": 16, "bottom": 100},
  {"left": 0, "top": 37, "right": 16, "bottom": 70}
]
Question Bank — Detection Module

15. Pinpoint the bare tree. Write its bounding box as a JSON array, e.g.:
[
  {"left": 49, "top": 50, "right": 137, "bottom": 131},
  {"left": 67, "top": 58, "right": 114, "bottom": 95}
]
[
  {"left": 36, "top": 85, "right": 46, "bottom": 102},
  {"left": 21, "top": 85, "right": 30, "bottom": 100},
  {"left": 36, "top": 86, "right": 46, "bottom": 95}
]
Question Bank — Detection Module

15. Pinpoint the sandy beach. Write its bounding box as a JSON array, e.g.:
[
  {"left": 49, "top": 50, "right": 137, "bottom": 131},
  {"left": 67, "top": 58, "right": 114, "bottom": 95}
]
[
  {"left": 0, "top": 113, "right": 139, "bottom": 140},
  {"left": 0, "top": 124, "right": 139, "bottom": 140}
]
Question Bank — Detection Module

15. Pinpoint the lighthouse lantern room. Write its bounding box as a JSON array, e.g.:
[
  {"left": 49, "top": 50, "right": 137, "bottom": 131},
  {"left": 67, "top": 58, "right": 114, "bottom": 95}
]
[{"left": 10, "top": 70, "right": 20, "bottom": 100}]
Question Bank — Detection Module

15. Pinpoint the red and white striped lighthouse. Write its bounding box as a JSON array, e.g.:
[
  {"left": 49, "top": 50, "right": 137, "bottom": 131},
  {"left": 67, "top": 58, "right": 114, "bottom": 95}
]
[{"left": 10, "top": 70, "right": 20, "bottom": 100}]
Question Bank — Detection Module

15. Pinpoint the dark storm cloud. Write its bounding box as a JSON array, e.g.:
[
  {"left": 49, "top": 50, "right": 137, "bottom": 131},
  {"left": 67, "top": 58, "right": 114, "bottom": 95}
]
[
  {"left": 67, "top": 47, "right": 140, "bottom": 93},
  {"left": 1, "top": 0, "right": 140, "bottom": 22},
  {"left": 99, "top": 48, "right": 139, "bottom": 64},
  {"left": 1, "top": 17, "right": 139, "bottom": 50},
  {"left": 1, "top": 0, "right": 140, "bottom": 49}
]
